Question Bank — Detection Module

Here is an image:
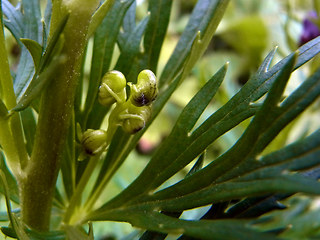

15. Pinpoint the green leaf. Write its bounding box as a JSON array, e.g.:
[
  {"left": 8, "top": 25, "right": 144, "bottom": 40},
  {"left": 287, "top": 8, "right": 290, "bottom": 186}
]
[
  {"left": 44, "top": 0, "right": 52, "bottom": 36},
  {"left": 155, "top": 128, "right": 320, "bottom": 212},
  {"left": 294, "top": 35, "right": 320, "bottom": 69},
  {"left": 186, "top": 152, "right": 205, "bottom": 177},
  {"left": 117, "top": 1, "right": 137, "bottom": 50},
  {"left": 21, "top": 0, "right": 42, "bottom": 43},
  {"left": 143, "top": 0, "right": 172, "bottom": 73},
  {"left": 10, "top": 12, "right": 68, "bottom": 111},
  {"left": 228, "top": 130, "right": 320, "bottom": 183},
  {"left": 101, "top": 139, "right": 319, "bottom": 212},
  {"left": 144, "top": 106, "right": 320, "bottom": 213},
  {"left": 1, "top": 226, "right": 17, "bottom": 239},
  {"left": 2, "top": 0, "right": 23, "bottom": 41},
  {"left": 121, "top": 1, "right": 136, "bottom": 37},
  {"left": 10, "top": 15, "right": 67, "bottom": 111},
  {"left": 233, "top": 52, "right": 297, "bottom": 154},
  {"left": 114, "top": 15, "right": 150, "bottom": 76},
  {"left": 249, "top": 68, "right": 320, "bottom": 155},
  {"left": 14, "top": 45, "right": 36, "bottom": 101},
  {"left": 224, "top": 195, "right": 287, "bottom": 219},
  {"left": 116, "top": 0, "right": 173, "bottom": 83},
  {"left": 14, "top": 11, "right": 68, "bottom": 105},
  {"left": 12, "top": 55, "right": 67, "bottom": 112},
  {"left": 256, "top": 196, "right": 320, "bottom": 239},
  {"left": 145, "top": 53, "right": 297, "bottom": 200},
  {"left": 87, "top": 0, "right": 116, "bottom": 37},
  {"left": 13, "top": 0, "right": 43, "bottom": 100},
  {"left": 39, "top": 14, "right": 69, "bottom": 73},
  {"left": 144, "top": 176, "right": 320, "bottom": 212},
  {"left": 139, "top": 153, "right": 205, "bottom": 240},
  {"left": 217, "top": 68, "right": 320, "bottom": 183},
  {"left": 159, "top": 0, "right": 230, "bottom": 87},
  {"left": 190, "top": 37, "right": 320, "bottom": 142},
  {"left": 64, "top": 223, "right": 94, "bottom": 240},
  {"left": 20, "top": 38, "right": 43, "bottom": 71},
  {"left": 91, "top": 210, "right": 278, "bottom": 240},
  {"left": 257, "top": 46, "right": 278, "bottom": 74}
]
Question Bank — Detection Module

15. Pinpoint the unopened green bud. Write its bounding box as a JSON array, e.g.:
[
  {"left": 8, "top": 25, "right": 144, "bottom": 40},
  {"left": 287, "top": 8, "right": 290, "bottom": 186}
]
[
  {"left": 113, "top": 101, "right": 152, "bottom": 134},
  {"left": 122, "top": 105, "right": 152, "bottom": 134},
  {"left": 98, "top": 70, "right": 127, "bottom": 106},
  {"left": 81, "top": 129, "right": 107, "bottom": 155},
  {"left": 129, "top": 70, "right": 158, "bottom": 107}
]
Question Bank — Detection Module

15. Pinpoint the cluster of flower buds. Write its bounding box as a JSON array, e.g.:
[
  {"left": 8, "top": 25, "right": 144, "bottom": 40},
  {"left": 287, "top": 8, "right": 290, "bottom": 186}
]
[{"left": 81, "top": 69, "right": 157, "bottom": 156}]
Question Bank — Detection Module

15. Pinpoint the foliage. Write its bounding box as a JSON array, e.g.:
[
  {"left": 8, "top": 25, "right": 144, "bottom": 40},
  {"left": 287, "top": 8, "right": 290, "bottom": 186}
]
[{"left": 0, "top": 0, "right": 319, "bottom": 239}]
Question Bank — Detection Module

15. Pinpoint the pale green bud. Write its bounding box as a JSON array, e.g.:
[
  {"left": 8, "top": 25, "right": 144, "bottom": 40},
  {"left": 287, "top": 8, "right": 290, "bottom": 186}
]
[
  {"left": 110, "top": 101, "right": 152, "bottom": 134},
  {"left": 129, "top": 70, "right": 158, "bottom": 107},
  {"left": 81, "top": 129, "right": 107, "bottom": 155},
  {"left": 98, "top": 70, "right": 127, "bottom": 106},
  {"left": 121, "top": 104, "right": 152, "bottom": 134}
]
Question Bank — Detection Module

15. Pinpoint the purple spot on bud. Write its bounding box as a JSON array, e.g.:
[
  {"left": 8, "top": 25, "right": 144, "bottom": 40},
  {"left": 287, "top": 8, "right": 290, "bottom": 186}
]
[{"left": 300, "top": 11, "right": 320, "bottom": 46}]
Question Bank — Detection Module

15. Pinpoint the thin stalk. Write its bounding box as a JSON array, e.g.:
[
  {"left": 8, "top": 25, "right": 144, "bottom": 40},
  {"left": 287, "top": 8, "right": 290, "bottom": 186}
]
[
  {"left": 84, "top": 136, "right": 133, "bottom": 212},
  {"left": 63, "top": 155, "right": 100, "bottom": 225}
]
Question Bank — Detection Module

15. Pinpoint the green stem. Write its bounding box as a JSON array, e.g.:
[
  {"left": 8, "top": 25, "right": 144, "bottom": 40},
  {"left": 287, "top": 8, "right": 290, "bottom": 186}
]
[
  {"left": 19, "top": 0, "right": 100, "bottom": 231},
  {"left": 84, "top": 136, "right": 133, "bottom": 213},
  {"left": 63, "top": 155, "right": 99, "bottom": 225},
  {"left": 0, "top": 1, "right": 28, "bottom": 177}
]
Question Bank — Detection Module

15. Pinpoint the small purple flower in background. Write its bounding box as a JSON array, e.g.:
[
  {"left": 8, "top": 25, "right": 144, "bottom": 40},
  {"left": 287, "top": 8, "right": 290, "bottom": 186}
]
[{"left": 300, "top": 11, "right": 320, "bottom": 45}]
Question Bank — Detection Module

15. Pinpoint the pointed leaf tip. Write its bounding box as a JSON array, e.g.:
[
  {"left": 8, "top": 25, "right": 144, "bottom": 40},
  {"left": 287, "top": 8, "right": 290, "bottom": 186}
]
[
  {"left": 258, "top": 46, "right": 278, "bottom": 74},
  {"left": 0, "top": 99, "right": 9, "bottom": 118},
  {"left": 20, "top": 38, "right": 43, "bottom": 71}
]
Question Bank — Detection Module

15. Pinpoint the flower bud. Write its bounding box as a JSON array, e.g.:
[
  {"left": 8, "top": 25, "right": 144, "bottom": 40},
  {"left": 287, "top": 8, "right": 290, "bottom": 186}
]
[
  {"left": 120, "top": 104, "right": 152, "bottom": 134},
  {"left": 129, "top": 70, "right": 158, "bottom": 107},
  {"left": 81, "top": 129, "right": 107, "bottom": 155},
  {"left": 98, "top": 70, "right": 127, "bottom": 106}
]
